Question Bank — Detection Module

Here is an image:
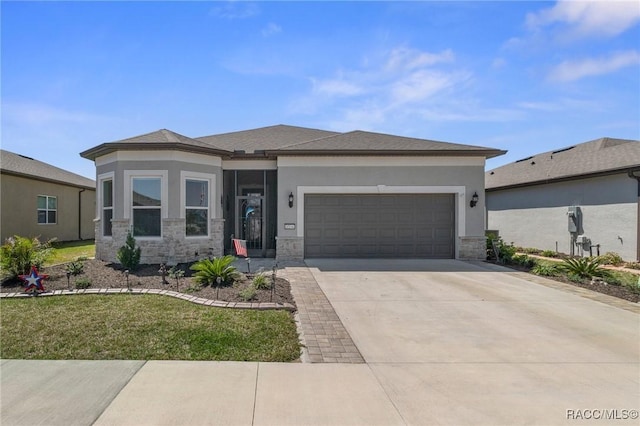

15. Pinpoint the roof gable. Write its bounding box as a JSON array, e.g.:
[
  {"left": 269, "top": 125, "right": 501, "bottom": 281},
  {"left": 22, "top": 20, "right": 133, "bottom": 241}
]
[
  {"left": 486, "top": 137, "right": 640, "bottom": 190},
  {"left": 1, "top": 149, "right": 95, "bottom": 188}
]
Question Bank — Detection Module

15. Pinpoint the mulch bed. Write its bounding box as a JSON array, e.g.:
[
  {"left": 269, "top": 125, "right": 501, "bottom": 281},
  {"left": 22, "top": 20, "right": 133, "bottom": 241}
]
[
  {"left": 1, "top": 260, "right": 296, "bottom": 307},
  {"left": 495, "top": 262, "right": 640, "bottom": 303}
]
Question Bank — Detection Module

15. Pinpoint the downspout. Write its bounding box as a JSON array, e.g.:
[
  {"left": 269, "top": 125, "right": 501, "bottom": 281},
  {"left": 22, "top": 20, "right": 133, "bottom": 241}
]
[
  {"left": 628, "top": 169, "right": 640, "bottom": 261},
  {"left": 78, "top": 188, "right": 86, "bottom": 240}
]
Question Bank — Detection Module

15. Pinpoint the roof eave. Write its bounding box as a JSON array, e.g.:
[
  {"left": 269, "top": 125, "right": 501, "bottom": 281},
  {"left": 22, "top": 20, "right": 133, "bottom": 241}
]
[
  {"left": 80, "top": 143, "right": 232, "bottom": 161},
  {"left": 0, "top": 169, "right": 95, "bottom": 190},
  {"left": 486, "top": 166, "right": 640, "bottom": 192},
  {"left": 269, "top": 149, "right": 507, "bottom": 158}
]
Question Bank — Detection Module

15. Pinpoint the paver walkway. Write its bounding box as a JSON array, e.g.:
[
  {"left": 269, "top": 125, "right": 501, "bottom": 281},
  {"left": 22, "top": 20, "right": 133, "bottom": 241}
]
[{"left": 280, "top": 265, "right": 364, "bottom": 363}]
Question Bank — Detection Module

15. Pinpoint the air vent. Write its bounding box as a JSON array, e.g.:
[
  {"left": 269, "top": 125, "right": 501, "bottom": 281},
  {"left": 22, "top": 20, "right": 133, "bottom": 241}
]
[{"left": 552, "top": 146, "right": 575, "bottom": 154}]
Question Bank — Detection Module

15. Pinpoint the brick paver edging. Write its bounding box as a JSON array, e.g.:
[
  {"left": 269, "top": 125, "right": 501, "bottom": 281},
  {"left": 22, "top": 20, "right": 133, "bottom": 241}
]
[{"left": 0, "top": 288, "right": 296, "bottom": 311}]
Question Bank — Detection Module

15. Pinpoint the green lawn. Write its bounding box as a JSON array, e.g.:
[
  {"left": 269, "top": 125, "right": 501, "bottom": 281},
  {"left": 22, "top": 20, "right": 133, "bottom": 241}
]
[
  {"left": 48, "top": 240, "right": 96, "bottom": 265},
  {"left": 0, "top": 295, "right": 300, "bottom": 361}
]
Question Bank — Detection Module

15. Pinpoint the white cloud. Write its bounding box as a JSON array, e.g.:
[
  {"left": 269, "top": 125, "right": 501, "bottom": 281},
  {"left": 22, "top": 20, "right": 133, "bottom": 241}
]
[
  {"left": 526, "top": 0, "right": 640, "bottom": 39},
  {"left": 548, "top": 50, "right": 640, "bottom": 82},
  {"left": 210, "top": 1, "right": 259, "bottom": 20},
  {"left": 390, "top": 69, "right": 464, "bottom": 105},
  {"left": 385, "top": 47, "right": 454, "bottom": 72},
  {"left": 262, "top": 22, "right": 282, "bottom": 37},
  {"left": 312, "top": 77, "right": 365, "bottom": 97}
]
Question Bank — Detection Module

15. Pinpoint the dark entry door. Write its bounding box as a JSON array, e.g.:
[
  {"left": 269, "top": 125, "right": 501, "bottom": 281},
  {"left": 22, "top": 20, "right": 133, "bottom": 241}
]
[{"left": 236, "top": 194, "right": 265, "bottom": 257}]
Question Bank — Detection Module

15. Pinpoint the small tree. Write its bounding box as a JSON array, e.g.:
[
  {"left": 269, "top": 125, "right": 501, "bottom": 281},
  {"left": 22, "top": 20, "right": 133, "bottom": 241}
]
[{"left": 117, "top": 232, "right": 141, "bottom": 270}]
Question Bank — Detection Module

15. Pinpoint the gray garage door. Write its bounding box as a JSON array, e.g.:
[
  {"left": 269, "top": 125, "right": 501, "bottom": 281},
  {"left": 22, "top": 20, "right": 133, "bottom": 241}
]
[{"left": 304, "top": 194, "right": 455, "bottom": 258}]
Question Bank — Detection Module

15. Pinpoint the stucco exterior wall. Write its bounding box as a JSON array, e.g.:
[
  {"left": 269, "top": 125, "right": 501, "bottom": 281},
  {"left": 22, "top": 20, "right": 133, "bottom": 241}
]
[
  {"left": 94, "top": 153, "right": 223, "bottom": 264},
  {"left": 486, "top": 173, "right": 638, "bottom": 261},
  {"left": 275, "top": 156, "right": 487, "bottom": 260},
  {"left": 0, "top": 173, "right": 95, "bottom": 243}
]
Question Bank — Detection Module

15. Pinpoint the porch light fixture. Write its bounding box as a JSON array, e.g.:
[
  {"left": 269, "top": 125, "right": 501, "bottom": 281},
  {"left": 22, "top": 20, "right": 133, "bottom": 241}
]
[
  {"left": 470, "top": 192, "right": 479, "bottom": 208},
  {"left": 288, "top": 192, "right": 294, "bottom": 208}
]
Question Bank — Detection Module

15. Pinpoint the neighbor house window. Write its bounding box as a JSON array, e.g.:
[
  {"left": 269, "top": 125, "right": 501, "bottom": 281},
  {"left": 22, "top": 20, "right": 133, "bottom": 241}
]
[
  {"left": 132, "top": 177, "right": 161, "bottom": 237},
  {"left": 102, "top": 179, "right": 113, "bottom": 236},
  {"left": 185, "top": 179, "right": 209, "bottom": 236},
  {"left": 37, "top": 195, "right": 57, "bottom": 224}
]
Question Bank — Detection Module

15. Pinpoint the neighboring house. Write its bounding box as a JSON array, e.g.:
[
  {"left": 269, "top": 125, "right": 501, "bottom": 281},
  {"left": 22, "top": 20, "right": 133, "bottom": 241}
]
[
  {"left": 486, "top": 138, "right": 640, "bottom": 262},
  {"left": 0, "top": 149, "right": 96, "bottom": 243},
  {"left": 80, "top": 125, "right": 505, "bottom": 264}
]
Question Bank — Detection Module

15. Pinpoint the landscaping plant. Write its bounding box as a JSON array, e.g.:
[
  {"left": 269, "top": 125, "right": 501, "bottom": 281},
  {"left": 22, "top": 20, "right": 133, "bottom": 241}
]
[
  {"left": 64, "top": 261, "right": 84, "bottom": 276},
  {"left": 190, "top": 255, "right": 239, "bottom": 285},
  {"left": 531, "top": 263, "right": 559, "bottom": 277},
  {"left": 541, "top": 250, "right": 557, "bottom": 258},
  {"left": 559, "top": 257, "right": 610, "bottom": 280},
  {"left": 0, "top": 236, "right": 55, "bottom": 279},
  {"left": 168, "top": 266, "right": 185, "bottom": 291},
  {"left": 116, "top": 232, "right": 141, "bottom": 271},
  {"left": 252, "top": 271, "right": 271, "bottom": 290},
  {"left": 598, "top": 252, "right": 624, "bottom": 266},
  {"left": 75, "top": 277, "right": 92, "bottom": 289},
  {"left": 239, "top": 284, "right": 257, "bottom": 301}
]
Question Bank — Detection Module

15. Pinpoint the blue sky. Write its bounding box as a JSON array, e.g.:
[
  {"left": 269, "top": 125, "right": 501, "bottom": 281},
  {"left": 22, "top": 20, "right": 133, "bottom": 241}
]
[{"left": 2, "top": 1, "right": 639, "bottom": 179}]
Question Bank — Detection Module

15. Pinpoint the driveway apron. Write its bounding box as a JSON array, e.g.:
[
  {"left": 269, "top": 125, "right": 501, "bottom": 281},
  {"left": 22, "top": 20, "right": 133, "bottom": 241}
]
[{"left": 305, "top": 258, "right": 640, "bottom": 426}]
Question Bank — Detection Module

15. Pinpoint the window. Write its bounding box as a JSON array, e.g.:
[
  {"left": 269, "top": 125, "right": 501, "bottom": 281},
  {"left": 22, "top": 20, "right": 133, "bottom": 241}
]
[
  {"left": 37, "top": 195, "right": 57, "bottom": 224},
  {"left": 102, "top": 179, "right": 113, "bottom": 236},
  {"left": 132, "top": 178, "right": 161, "bottom": 237},
  {"left": 185, "top": 179, "right": 209, "bottom": 236}
]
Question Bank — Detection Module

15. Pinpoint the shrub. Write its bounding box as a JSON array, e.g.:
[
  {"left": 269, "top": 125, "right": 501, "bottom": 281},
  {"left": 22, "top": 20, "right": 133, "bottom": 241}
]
[
  {"left": 531, "top": 263, "right": 558, "bottom": 277},
  {"left": 239, "top": 284, "right": 257, "bottom": 301},
  {"left": 168, "top": 266, "right": 185, "bottom": 291},
  {"left": 512, "top": 254, "right": 535, "bottom": 268},
  {"left": 559, "top": 257, "right": 610, "bottom": 279},
  {"left": 65, "top": 261, "right": 84, "bottom": 276},
  {"left": 541, "top": 250, "right": 557, "bottom": 258},
  {"left": 190, "top": 255, "right": 239, "bottom": 286},
  {"left": 117, "top": 232, "right": 141, "bottom": 271},
  {"left": 625, "top": 262, "right": 640, "bottom": 270},
  {"left": 521, "top": 247, "right": 540, "bottom": 254},
  {"left": 252, "top": 271, "right": 271, "bottom": 290},
  {"left": 598, "top": 252, "right": 624, "bottom": 266},
  {"left": 75, "top": 278, "right": 91, "bottom": 289},
  {"left": 0, "top": 236, "right": 55, "bottom": 279}
]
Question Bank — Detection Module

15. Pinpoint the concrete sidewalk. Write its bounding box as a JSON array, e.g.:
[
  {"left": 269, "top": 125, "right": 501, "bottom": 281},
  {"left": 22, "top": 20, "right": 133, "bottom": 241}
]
[{"left": 1, "top": 360, "right": 405, "bottom": 426}]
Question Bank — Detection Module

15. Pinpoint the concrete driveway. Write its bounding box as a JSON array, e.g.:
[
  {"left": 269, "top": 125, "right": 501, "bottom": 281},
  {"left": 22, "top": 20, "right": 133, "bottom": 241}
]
[{"left": 305, "top": 259, "right": 640, "bottom": 425}]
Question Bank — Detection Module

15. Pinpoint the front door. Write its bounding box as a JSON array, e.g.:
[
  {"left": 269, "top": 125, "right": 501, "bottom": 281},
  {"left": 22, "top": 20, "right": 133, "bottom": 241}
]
[{"left": 236, "top": 193, "right": 266, "bottom": 257}]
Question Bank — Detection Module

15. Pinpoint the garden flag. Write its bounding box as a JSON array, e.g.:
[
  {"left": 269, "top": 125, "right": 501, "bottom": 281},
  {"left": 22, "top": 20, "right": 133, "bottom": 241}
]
[
  {"left": 19, "top": 266, "right": 48, "bottom": 293},
  {"left": 233, "top": 239, "right": 248, "bottom": 258}
]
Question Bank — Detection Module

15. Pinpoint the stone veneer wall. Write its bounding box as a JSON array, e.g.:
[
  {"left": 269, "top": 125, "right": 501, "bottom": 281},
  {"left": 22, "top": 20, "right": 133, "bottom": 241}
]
[
  {"left": 276, "top": 236, "right": 304, "bottom": 261},
  {"left": 458, "top": 236, "right": 486, "bottom": 260},
  {"left": 95, "top": 218, "right": 224, "bottom": 265}
]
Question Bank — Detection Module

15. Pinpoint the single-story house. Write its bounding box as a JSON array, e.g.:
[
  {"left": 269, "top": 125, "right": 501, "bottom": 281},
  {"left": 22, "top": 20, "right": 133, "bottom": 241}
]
[
  {"left": 0, "top": 149, "right": 96, "bottom": 243},
  {"left": 486, "top": 137, "right": 640, "bottom": 262},
  {"left": 80, "top": 125, "right": 505, "bottom": 264}
]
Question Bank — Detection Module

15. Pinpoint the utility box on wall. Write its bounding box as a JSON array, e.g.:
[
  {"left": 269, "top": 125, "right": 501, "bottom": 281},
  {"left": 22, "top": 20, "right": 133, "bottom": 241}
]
[{"left": 568, "top": 206, "right": 582, "bottom": 234}]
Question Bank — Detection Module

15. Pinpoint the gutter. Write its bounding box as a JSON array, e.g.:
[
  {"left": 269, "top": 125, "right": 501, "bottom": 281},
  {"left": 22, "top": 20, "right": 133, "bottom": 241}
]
[{"left": 627, "top": 168, "right": 640, "bottom": 262}]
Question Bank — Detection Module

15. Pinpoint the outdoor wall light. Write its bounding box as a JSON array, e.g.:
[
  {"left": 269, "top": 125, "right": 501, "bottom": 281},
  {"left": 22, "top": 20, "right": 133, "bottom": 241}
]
[
  {"left": 288, "top": 192, "right": 294, "bottom": 208},
  {"left": 470, "top": 192, "right": 479, "bottom": 208}
]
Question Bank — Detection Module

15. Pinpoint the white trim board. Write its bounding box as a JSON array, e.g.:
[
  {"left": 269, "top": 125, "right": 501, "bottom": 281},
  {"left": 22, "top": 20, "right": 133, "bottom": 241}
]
[
  {"left": 279, "top": 156, "right": 484, "bottom": 167},
  {"left": 295, "top": 185, "right": 466, "bottom": 238},
  {"left": 97, "top": 151, "right": 221, "bottom": 167}
]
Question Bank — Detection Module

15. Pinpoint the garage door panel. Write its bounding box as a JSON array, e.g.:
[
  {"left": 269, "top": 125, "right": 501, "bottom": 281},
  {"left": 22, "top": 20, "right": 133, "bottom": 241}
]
[{"left": 305, "top": 194, "right": 454, "bottom": 258}]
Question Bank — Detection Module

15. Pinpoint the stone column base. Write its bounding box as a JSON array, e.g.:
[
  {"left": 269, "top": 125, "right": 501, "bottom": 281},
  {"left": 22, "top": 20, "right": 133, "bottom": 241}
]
[
  {"left": 459, "top": 236, "right": 487, "bottom": 260},
  {"left": 276, "top": 236, "right": 304, "bottom": 261}
]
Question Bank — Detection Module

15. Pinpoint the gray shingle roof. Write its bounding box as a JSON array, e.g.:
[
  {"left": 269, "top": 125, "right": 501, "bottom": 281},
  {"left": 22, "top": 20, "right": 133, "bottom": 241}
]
[
  {"left": 1, "top": 149, "right": 95, "bottom": 189},
  {"left": 486, "top": 137, "right": 640, "bottom": 190},
  {"left": 277, "top": 130, "right": 505, "bottom": 157},
  {"left": 196, "top": 124, "right": 339, "bottom": 153},
  {"left": 81, "top": 125, "right": 506, "bottom": 160}
]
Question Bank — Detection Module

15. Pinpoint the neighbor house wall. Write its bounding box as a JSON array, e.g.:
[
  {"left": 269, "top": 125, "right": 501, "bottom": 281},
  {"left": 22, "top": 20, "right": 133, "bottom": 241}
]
[
  {"left": 486, "top": 173, "right": 637, "bottom": 261},
  {"left": 93, "top": 151, "right": 224, "bottom": 264},
  {"left": 275, "top": 156, "right": 487, "bottom": 260},
  {"left": 0, "top": 173, "right": 95, "bottom": 243}
]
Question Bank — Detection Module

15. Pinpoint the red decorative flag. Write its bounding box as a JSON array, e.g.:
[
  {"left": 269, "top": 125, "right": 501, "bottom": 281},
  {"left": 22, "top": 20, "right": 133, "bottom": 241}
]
[
  {"left": 233, "top": 239, "right": 248, "bottom": 258},
  {"left": 19, "top": 266, "right": 48, "bottom": 293}
]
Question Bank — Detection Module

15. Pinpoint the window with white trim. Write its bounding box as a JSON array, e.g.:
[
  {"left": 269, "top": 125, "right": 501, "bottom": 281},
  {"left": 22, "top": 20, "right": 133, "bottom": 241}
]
[
  {"left": 132, "top": 177, "right": 162, "bottom": 237},
  {"left": 37, "top": 195, "right": 57, "bottom": 224},
  {"left": 102, "top": 179, "right": 113, "bottom": 236},
  {"left": 185, "top": 179, "right": 209, "bottom": 236}
]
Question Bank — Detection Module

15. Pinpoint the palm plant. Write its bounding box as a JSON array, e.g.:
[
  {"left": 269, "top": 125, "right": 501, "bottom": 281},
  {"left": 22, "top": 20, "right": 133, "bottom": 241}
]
[
  {"left": 558, "top": 257, "right": 610, "bottom": 279},
  {"left": 190, "top": 255, "right": 239, "bottom": 285}
]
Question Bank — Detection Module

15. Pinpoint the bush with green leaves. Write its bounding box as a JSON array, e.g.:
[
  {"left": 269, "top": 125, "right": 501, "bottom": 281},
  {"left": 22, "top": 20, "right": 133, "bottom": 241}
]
[
  {"left": 117, "top": 232, "right": 141, "bottom": 271},
  {"left": 65, "top": 261, "right": 84, "bottom": 276},
  {"left": 252, "top": 271, "right": 271, "bottom": 290},
  {"left": 190, "top": 255, "right": 239, "bottom": 286},
  {"left": 239, "top": 284, "right": 257, "bottom": 301},
  {"left": 512, "top": 254, "right": 535, "bottom": 268},
  {"left": 168, "top": 266, "right": 185, "bottom": 291},
  {"left": 598, "top": 252, "right": 624, "bottom": 266},
  {"left": 559, "top": 257, "right": 610, "bottom": 279},
  {"left": 0, "top": 236, "right": 55, "bottom": 279},
  {"left": 531, "top": 263, "right": 559, "bottom": 277},
  {"left": 75, "top": 277, "right": 91, "bottom": 289},
  {"left": 541, "top": 250, "right": 557, "bottom": 258}
]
